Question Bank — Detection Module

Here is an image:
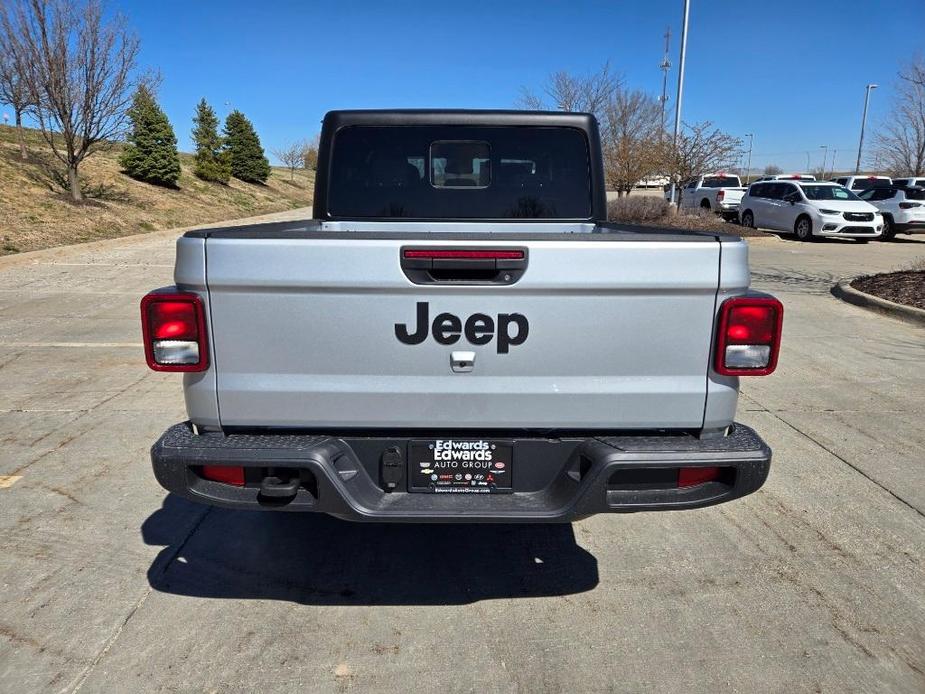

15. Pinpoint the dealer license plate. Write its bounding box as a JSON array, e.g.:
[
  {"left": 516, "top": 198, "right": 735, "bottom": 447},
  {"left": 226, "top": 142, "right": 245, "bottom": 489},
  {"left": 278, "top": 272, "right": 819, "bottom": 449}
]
[{"left": 408, "top": 439, "right": 513, "bottom": 493}]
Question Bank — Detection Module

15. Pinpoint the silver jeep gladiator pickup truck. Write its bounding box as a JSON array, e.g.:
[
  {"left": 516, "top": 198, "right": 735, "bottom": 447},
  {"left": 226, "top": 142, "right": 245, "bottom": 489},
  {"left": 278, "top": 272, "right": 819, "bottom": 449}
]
[{"left": 143, "top": 110, "right": 783, "bottom": 522}]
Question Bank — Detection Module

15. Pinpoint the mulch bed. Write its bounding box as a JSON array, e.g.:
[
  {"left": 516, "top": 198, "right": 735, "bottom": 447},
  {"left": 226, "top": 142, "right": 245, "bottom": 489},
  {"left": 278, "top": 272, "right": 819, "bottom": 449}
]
[{"left": 852, "top": 271, "right": 925, "bottom": 310}]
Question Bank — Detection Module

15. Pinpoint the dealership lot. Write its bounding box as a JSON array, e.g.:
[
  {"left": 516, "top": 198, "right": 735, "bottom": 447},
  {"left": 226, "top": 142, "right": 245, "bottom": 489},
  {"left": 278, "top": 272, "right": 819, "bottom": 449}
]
[{"left": 0, "top": 219, "right": 923, "bottom": 692}]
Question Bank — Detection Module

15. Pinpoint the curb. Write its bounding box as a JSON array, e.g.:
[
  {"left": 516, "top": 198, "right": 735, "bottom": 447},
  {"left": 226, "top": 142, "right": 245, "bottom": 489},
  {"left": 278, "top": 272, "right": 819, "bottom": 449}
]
[{"left": 832, "top": 279, "right": 925, "bottom": 327}]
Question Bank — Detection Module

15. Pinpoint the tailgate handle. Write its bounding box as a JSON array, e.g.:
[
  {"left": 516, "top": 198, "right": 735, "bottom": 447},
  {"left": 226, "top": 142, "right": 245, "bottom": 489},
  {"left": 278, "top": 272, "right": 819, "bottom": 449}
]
[{"left": 401, "top": 248, "right": 527, "bottom": 285}]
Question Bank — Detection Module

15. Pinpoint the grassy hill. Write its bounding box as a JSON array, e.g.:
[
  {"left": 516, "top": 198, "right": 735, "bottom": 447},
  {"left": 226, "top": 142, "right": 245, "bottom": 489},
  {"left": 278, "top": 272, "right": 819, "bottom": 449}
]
[{"left": 0, "top": 124, "right": 314, "bottom": 255}]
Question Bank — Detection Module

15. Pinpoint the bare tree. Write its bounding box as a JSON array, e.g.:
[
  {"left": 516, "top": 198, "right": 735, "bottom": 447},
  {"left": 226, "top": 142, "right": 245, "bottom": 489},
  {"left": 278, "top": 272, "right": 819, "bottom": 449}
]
[
  {"left": 873, "top": 57, "right": 925, "bottom": 177},
  {"left": 599, "top": 89, "right": 665, "bottom": 196},
  {"left": 763, "top": 164, "right": 783, "bottom": 176},
  {"left": 0, "top": 30, "right": 30, "bottom": 159},
  {"left": 903, "top": 58, "right": 925, "bottom": 87},
  {"left": 302, "top": 135, "right": 319, "bottom": 172},
  {"left": 671, "top": 121, "right": 743, "bottom": 184},
  {"left": 1, "top": 0, "right": 141, "bottom": 202},
  {"left": 272, "top": 139, "right": 306, "bottom": 181},
  {"left": 518, "top": 62, "right": 621, "bottom": 114},
  {"left": 520, "top": 65, "right": 665, "bottom": 195}
]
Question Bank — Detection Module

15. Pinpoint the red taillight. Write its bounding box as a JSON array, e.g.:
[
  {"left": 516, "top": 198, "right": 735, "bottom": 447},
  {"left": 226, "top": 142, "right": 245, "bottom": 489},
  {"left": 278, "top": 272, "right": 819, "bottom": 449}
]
[
  {"left": 201, "top": 465, "right": 245, "bottom": 486},
  {"left": 714, "top": 297, "right": 783, "bottom": 376},
  {"left": 402, "top": 249, "right": 524, "bottom": 260},
  {"left": 716, "top": 190, "right": 725, "bottom": 202},
  {"left": 149, "top": 301, "right": 198, "bottom": 340},
  {"left": 141, "top": 291, "right": 208, "bottom": 372},
  {"left": 678, "top": 466, "right": 721, "bottom": 487}
]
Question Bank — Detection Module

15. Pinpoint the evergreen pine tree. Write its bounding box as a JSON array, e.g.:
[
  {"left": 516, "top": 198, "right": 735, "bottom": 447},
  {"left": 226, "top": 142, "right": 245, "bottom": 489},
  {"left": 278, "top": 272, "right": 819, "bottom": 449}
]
[
  {"left": 192, "top": 99, "right": 231, "bottom": 183},
  {"left": 224, "top": 110, "right": 271, "bottom": 184},
  {"left": 120, "top": 85, "right": 181, "bottom": 187}
]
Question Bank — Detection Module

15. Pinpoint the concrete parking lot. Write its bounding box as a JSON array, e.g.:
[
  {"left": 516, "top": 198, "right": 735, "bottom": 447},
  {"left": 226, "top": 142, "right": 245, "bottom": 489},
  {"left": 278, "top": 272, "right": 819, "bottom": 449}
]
[{"left": 1, "top": 216, "right": 923, "bottom": 693}]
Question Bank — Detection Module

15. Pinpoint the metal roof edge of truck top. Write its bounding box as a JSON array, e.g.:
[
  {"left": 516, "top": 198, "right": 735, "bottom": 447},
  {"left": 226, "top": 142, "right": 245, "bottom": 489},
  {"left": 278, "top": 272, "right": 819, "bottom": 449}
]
[{"left": 320, "top": 109, "right": 599, "bottom": 129}]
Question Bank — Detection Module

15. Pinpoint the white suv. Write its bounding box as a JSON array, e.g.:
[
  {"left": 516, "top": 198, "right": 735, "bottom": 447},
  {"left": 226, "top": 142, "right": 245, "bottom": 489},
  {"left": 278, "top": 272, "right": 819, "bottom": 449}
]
[
  {"left": 857, "top": 186, "right": 925, "bottom": 240},
  {"left": 739, "top": 181, "right": 882, "bottom": 241}
]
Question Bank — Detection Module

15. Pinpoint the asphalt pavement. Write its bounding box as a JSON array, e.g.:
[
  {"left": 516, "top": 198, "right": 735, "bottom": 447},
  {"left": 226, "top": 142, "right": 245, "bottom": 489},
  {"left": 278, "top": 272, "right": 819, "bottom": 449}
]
[{"left": 1, "top": 216, "right": 923, "bottom": 693}]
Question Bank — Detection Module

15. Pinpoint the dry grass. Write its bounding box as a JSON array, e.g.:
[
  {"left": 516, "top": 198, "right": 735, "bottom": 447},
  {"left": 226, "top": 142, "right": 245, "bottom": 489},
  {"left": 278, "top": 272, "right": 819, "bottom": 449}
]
[
  {"left": 0, "top": 124, "right": 314, "bottom": 255},
  {"left": 608, "top": 195, "right": 767, "bottom": 236},
  {"left": 606, "top": 196, "right": 671, "bottom": 223}
]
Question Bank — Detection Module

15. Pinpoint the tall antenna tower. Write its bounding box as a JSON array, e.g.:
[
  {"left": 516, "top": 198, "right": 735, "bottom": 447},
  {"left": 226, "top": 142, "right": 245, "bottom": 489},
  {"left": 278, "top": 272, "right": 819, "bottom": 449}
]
[{"left": 659, "top": 27, "right": 672, "bottom": 133}]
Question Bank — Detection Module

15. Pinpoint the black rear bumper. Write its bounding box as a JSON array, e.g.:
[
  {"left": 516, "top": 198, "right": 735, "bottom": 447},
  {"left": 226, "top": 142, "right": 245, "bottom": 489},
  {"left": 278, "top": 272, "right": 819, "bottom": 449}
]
[{"left": 151, "top": 423, "right": 771, "bottom": 522}]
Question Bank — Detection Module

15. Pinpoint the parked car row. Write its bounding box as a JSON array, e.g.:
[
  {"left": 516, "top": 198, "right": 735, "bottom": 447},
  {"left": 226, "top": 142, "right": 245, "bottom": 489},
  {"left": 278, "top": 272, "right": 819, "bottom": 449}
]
[{"left": 667, "top": 171, "right": 924, "bottom": 242}]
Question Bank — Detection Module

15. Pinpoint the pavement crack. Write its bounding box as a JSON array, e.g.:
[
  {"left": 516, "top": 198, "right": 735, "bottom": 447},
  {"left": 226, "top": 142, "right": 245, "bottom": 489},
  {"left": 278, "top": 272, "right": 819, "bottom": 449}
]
[
  {"left": 65, "top": 506, "right": 211, "bottom": 694},
  {"left": 742, "top": 392, "right": 925, "bottom": 520},
  {"left": 8, "top": 373, "right": 150, "bottom": 478},
  {"left": 66, "top": 586, "right": 152, "bottom": 694}
]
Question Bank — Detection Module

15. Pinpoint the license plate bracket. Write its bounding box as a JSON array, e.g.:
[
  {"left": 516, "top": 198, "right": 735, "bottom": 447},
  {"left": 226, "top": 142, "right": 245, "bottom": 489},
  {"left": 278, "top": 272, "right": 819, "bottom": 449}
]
[{"left": 408, "top": 439, "right": 513, "bottom": 493}]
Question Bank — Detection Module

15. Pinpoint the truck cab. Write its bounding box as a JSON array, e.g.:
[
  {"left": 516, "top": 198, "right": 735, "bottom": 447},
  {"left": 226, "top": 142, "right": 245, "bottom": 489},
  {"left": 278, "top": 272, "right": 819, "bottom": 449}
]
[{"left": 143, "top": 110, "right": 782, "bottom": 522}]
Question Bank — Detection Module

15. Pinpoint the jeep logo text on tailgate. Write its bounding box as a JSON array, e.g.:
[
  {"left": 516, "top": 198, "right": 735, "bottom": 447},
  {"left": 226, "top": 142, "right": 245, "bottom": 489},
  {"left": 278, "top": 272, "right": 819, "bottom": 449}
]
[{"left": 395, "top": 302, "right": 529, "bottom": 354}]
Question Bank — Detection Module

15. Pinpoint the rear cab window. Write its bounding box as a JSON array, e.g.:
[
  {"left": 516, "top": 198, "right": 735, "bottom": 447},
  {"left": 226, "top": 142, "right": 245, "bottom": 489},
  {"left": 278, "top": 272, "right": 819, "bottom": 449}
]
[
  {"left": 702, "top": 176, "right": 740, "bottom": 187},
  {"left": 328, "top": 126, "right": 591, "bottom": 219},
  {"left": 852, "top": 178, "right": 891, "bottom": 190}
]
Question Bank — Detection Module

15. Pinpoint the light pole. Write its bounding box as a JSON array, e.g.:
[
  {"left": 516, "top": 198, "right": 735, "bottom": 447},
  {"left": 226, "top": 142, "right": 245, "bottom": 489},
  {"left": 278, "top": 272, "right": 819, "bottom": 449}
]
[
  {"left": 829, "top": 148, "right": 837, "bottom": 179},
  {"left": 805, "top": 151, "right": 811, "bottom": 171},
  {"left": 855, "top": 84, "right": 877, "bottom": 174},
  {"left": 744, "top": 133, "right": 754, "bottom": 184},
  {"left": 668, "top": 0, "right": 690, "bottom": 206},
  {"left": 819, "top": 145, "right": 828, "bottom": 176}
]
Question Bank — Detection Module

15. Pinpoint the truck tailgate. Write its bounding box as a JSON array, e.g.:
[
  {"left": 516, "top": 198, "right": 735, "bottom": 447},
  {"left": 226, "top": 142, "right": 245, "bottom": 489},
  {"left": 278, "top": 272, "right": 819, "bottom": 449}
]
[{"left": 205, "top": 235, "right": 722, "bottom": 430}]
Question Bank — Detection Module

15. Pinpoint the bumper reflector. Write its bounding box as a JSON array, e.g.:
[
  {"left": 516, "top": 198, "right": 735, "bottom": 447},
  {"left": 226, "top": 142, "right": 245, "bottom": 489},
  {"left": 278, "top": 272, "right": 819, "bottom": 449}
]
[
  {"left": 678, "top": 466, "right": 721, "bottom": 487},
  {"left": 201, "top": 465, "right": 245, "bottom": 486}
]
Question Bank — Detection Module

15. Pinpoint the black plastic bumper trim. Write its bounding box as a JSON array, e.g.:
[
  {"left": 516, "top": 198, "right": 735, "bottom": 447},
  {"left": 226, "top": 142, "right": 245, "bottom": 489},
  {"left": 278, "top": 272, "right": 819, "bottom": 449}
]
[{"left": 151, "top": 423, "right": 771, "bottom": 523}]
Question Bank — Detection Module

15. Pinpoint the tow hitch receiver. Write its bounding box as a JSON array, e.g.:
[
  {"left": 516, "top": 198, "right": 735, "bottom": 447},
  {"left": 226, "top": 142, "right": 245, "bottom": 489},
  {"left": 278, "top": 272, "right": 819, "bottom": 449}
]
[{"left": 259, "top": 470, "right": 301, "bottom": 499}]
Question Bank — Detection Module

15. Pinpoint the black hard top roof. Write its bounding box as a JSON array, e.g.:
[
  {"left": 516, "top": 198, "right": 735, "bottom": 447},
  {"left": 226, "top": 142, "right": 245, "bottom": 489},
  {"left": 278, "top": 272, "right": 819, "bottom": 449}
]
[{"left": 321, "top": 109, "right": 598, "bottom": 130}]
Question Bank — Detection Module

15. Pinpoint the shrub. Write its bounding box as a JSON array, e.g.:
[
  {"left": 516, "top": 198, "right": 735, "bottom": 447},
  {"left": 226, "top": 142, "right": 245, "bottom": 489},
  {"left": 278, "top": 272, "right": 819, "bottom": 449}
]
[{"left": 607, "top": 195, "right": 671, "bottom": 223}]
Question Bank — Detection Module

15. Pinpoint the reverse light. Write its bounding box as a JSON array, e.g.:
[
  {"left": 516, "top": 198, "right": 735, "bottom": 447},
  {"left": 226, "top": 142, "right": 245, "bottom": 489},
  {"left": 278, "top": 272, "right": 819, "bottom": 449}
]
[
  {"left": 141, "top": 292, "right": 208, "bottom": 372},
  {"left": 714, "top": 297, "right": 783, "bottom": 376}
]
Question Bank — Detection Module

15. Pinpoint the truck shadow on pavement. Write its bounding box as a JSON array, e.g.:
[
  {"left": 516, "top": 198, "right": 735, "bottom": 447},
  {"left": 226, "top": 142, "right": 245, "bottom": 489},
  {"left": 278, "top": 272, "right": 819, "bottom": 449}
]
[{"left": 142, "top": 495, "right": 599, "bottom": 605}]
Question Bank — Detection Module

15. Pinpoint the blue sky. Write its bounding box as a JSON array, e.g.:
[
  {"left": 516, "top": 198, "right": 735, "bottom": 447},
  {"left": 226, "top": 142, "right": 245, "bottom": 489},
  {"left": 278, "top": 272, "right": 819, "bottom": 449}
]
[{"left": 116, "top": 0, "right": 922, "bottom": 172}]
